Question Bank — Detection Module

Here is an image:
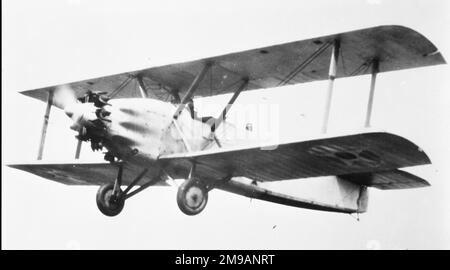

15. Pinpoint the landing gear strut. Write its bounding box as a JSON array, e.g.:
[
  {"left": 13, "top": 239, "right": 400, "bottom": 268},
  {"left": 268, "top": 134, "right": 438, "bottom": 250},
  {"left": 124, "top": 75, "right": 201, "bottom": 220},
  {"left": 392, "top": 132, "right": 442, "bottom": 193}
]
[
  {"left": 95, "top": 164, "right": 159, "bottom": 217},
  {"left": 96, "top": 163, "right": 212, "bottom": 216}
]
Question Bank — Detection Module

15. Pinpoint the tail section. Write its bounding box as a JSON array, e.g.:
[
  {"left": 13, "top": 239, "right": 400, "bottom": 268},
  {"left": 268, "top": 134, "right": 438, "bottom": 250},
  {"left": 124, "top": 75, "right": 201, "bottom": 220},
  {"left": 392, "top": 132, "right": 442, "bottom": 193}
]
[
  {"left": 217, "top": 176, "right": 370, "bottom": 214},
  {"left": 217, "top": 169, "right": 428, "bottom": 214},
  {"left": 341, "top": 169, "right": 430, "bottom": 190}
]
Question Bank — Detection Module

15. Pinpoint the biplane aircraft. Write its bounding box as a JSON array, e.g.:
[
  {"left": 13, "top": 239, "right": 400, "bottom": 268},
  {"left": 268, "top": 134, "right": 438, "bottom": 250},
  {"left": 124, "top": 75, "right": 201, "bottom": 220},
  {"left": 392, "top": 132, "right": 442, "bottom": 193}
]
[{"left": 8, "top": 25, "right": 445, "bottom": 217}]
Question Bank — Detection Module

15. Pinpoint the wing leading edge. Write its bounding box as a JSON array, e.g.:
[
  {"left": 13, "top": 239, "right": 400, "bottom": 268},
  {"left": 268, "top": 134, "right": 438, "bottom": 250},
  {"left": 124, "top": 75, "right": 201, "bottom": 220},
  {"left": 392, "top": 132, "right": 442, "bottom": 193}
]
[
  {"left": 10, "top": 132, "right": 430, "bottom": 189},
  {"left": 21, "top": 25, "right": 445, "bottom": 106},
  {"left": 7, "top": 161, "right": 168, "bottom": 186},
  {"left": 160, "top": 132, "right": 431, "bottom": 183}
]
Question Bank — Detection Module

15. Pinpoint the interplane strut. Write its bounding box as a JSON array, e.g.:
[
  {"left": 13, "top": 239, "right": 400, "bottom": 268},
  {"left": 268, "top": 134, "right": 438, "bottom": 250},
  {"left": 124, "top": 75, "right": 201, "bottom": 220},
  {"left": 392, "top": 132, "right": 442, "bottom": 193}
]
[
  {"left": 173, "top": 62, "right": 213, "bottom": 119},
  {"left": 37, "top": 91, "right": 53, "bottom": 160},
  {"left": 365, "top": 59, "right": 379, "bottom": 127},
  {"left": 322, "top": 39, "right": 340, "bottom": 134}
]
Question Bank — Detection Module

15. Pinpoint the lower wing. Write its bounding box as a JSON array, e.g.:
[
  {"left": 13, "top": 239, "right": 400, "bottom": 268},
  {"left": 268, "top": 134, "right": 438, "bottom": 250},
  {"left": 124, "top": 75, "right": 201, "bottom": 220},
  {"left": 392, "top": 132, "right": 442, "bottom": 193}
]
[
  {"left": 7, "top": 160, "right": 168, "bottom": 186},
  {"left": 160, "top": 131, "right": 431, "bottom": 184},
  {"left": 8, "top": 131, "right": 430, "bottom": 214}
]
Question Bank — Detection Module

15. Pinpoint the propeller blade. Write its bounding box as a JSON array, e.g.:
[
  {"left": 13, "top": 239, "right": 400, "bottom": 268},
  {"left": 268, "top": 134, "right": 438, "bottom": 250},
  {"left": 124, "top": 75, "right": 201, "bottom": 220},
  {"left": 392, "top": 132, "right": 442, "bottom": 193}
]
[{"left": 53, "top": 85, "right": 78, "bottom": 109}]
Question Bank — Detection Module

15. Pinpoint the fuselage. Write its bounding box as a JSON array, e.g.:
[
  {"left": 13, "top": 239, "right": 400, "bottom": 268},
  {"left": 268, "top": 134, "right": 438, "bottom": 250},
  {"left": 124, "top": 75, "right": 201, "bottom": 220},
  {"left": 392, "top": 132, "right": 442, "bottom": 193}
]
[{"left": 87, "top": 98, "right": 213, "bottom": 167}]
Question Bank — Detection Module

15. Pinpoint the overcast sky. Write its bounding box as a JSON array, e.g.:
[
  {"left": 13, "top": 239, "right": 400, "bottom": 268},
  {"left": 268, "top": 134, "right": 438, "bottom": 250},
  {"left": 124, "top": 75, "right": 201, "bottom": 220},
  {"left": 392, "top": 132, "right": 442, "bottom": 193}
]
[{"left": 2, "top": 0, "right": 450, "bottom": 249}]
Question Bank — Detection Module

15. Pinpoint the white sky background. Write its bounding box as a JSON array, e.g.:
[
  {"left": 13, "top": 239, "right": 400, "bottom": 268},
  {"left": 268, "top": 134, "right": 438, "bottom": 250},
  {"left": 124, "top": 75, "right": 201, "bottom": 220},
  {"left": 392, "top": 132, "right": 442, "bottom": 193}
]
[{"left": 2, "top": 0, "right": 450, "bottom": 249}]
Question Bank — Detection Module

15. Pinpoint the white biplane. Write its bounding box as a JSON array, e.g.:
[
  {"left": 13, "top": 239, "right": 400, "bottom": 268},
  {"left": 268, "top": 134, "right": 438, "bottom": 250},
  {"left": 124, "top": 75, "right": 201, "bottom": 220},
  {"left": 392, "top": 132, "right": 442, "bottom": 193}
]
[{"left": 9, "top": 25, "right": 445, "bottom": 216}]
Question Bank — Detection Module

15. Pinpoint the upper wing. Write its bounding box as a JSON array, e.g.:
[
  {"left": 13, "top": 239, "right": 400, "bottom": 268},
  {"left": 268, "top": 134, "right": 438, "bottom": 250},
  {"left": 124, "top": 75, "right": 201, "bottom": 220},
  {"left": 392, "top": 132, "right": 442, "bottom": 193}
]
[
  {"left": 159, "top": 132, "right": 431, "bottom": 182},
  {"left": 21, "top": 25, "right": 445, "bottom": 106},
  {"left": 7, "top": 160, "right": 168, "bottom": 186}
]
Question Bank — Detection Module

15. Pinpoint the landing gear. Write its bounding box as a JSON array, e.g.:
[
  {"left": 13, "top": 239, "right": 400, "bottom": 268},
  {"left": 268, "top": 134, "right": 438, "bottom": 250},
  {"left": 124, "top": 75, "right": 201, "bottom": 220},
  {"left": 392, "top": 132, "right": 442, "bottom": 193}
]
[
  {"left": 177, "top": 178, "right": 209, "bottom": 216},
  {"left": 95, "top": 164, "right": 160, "bottom": 217},
  {"left": 95, "top": 163, "right": 212, "bottom": 217},
  {"left": 96, "top": 183, "right": 125, "bottom": 216}
]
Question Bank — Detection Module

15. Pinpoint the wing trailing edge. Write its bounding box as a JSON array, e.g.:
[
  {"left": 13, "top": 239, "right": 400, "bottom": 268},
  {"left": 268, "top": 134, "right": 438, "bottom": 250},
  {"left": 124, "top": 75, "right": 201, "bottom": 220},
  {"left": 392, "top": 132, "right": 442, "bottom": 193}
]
[
  {"left": 20, "top": 25, "right": 446, "bottom": 105},
  {"left": 160, "top": 131, "right": 431, "bottom": 182},
  {"left": 341, "top": 169, "right": 430, "bottom": 190}
]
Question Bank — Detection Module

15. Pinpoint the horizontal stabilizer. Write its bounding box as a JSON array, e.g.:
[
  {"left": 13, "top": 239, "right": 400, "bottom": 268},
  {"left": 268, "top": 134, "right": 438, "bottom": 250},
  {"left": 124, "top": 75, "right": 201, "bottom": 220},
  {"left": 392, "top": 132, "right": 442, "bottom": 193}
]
[
  {"left": 341, "top": 169, "right": 430, "bottom": 190},
  {"left": 7, "top": 161, "right": 168, "bottom": 186}
]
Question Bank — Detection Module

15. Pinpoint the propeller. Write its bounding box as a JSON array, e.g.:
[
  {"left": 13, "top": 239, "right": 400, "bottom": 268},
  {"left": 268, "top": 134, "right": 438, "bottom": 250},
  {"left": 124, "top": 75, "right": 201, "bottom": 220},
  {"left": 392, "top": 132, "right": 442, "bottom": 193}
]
[
  {"left": 51, "top": 86, "right": 113, "bottom": 158},
  {"left": 53, "top": 86, "right": 110, "bottom": 132},
  {"left": 53, "top": 85, "right": 78, "bottom": 110}
]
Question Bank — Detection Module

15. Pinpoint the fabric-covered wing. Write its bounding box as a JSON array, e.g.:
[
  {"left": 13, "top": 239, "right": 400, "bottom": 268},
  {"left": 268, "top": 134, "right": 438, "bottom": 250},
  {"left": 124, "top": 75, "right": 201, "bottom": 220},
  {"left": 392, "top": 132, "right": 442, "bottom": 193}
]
[
  {"left": 160, "top": 132, "right": 430, "bottom": 182},
  {"left": 8, "top": 161, "right": 168, "bottom": 186},
  {"left": 342, "top": 169, "right": 430, "bottom": 190},
  {"left": 21, "top": 25, "right": 445, "bottom": 106}
]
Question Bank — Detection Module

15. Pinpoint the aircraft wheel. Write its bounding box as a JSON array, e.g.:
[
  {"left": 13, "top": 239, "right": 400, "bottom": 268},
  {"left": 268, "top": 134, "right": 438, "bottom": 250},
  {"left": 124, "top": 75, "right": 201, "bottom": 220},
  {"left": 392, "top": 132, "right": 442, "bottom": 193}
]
[
  {"left": 96, "top": 183, "right": 125, "bottom": 217},
  {"left": 177, "top": 178, "right": 208, "bottom": 216}
]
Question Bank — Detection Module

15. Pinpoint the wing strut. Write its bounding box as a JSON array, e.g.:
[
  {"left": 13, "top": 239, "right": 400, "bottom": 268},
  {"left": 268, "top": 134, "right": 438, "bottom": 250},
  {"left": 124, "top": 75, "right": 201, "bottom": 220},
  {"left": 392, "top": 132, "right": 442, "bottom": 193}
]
[
  {"left": 135, "top": 75, "right": 148, "bottom": 98},
  {"left": 210, "top": 78, "right": 249, "bottom": 132},
  {"left": 364, "top": 59, "right": 379, "bottom": 127},
  {"left": 75, "top": 139, "right": 82, "bottom": 159},
  {"left": 171, "top": 62, "right": 213, "bottom": 152},
  {"left": 173, "top": 62, "right": 212, "bottom": 119},
  {"left": 172, "top": 118, "right": 193, "bottom": 152},
  {"left": 321, "top": 39, "right": 340, "bottom": 134},
  {"left": 200, "top": 78, "right": 249, "bottom": 150},
  {"left": 37, "top": 91, "right": 53, "bottom": 160}
]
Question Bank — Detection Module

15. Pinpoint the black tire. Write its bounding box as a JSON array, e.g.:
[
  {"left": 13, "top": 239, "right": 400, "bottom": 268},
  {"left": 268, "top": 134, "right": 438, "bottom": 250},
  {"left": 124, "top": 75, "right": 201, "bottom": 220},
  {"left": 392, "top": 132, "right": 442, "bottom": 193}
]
[
  {"left": 96, "top": 184, "right": 124, "bottom": 217},
  {"left": 177, "top": 178, "right": 208, "bottom": 216}
]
